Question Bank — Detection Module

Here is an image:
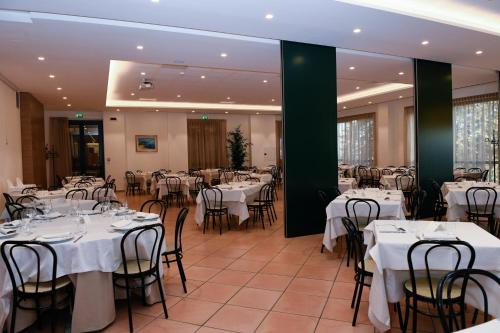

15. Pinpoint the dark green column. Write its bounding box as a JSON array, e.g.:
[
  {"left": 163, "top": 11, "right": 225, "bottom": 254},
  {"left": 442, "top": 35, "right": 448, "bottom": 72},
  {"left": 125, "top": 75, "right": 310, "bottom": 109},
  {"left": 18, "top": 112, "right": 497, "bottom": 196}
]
[
  {"left": 414, "top": 59, "right": 453, "bottom": 217},
  {"left": 281, "top": 41, "right": 338, "bottom": 237}
]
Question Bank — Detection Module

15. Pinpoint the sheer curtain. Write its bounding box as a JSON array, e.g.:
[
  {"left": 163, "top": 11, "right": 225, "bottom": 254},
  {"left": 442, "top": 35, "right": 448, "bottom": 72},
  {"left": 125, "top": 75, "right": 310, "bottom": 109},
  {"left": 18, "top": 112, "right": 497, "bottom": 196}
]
[
  {"left": 453, "top": 96, "right": 499, "bottom": 180},
  {"left": 338, "top": 116, "right": 375, "bottom": 166}
]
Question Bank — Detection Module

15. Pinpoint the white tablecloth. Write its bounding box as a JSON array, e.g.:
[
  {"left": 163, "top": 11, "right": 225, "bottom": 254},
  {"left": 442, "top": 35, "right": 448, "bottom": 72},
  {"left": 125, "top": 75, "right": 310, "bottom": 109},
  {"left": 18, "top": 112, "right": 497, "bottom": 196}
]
[
  {"left": 442, "top": 181, "right": 500, "bottom": 221},
  {"left": 0, "top": 214, "right": 165, "bottom": 332},
  {"left": 195, "top": 182, "right": 262, "bottom": 225},
  {"left": 456, "top": 320, "right": 500, "bottom": 332},
  {"left": 200, "top": 169, "right": 220, "bottom": 185},
  {"left": 338, "top": 165, "right": 355, "bottom": 178},
  {"left": 154, "top": 176, "right": 195, "bottom": 198},
  {"left": 338, "top": 178, "right": 357, "bottom": 193},
  {"left": 322, "top": 189, "right": 406, "bottom": 251},
  {"left": 134, "top": 172, "right": 153, "bottom": 192},
  {"left": 363, "top": 220, "right": 500, "bottom": 332},
  {"left": 380, "top": 175, "right": 398, "bottom": 189}
]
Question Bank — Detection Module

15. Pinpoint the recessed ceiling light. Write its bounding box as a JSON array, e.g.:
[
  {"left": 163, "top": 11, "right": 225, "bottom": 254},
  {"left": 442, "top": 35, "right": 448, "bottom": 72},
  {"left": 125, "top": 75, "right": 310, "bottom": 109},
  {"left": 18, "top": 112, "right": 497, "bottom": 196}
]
[
  {"left": 398, "top": 72, "right": 405, "bottom": 75},
  {"left": 151, "top": 0, "right": 160, "bottom": 3},
  {"left": 201, "top": 75, "right": 206, "bottom": 79},
  {"left": 220, "top": 53, "right": 228, "bottom": 58},
  {"left": 349, "top": 66, "right": 356, "bottom": 70},
  {"left": 226, "top": 97, "right": 231, "bottom": 100},
  {"left": 191, "top": 110, "right": 196, "bottom": 113},
  {"left": 399, "top": 95, "right": 403, "bottom": 99},
  {"left": 57, "top": 87, "right": 62, "bottom": 90},
  {"left": 177, "top": 94, "right": 181, "bottom": 98},
  {"left": 140, "top": 72, "right": 146, "bottom": 76},
  {"left": 224, "top": 111, "right": 229, "bottom": 114},
  {"left": 179, "top": 72, "right": 185, "bottom": 75},
  {"left": 262, "top": 79, "right": 268, "bottom": 83},
  {"left": 67, "top": 104, "right": 71, "bottom": 107},
  {"left": 421, "top": 40, "right": 429, "bottom": 45},
  {"left": 130, "top": 92, "right": 135, "bottom": 96},
  {"left": 37, "top": 56, "right": 45, "bottom": 61},
  {"left": 355, "top": 86, "right": 360, "bottom": 90},
  {"left": 62, "top": 96, "right": 67, "bottom": 100},
  {"left": 475, "top": 50, "right": 483, "bottom": 55},
  {"left": 343, "top": 106, "right": 347, "bottom": 109},
  {"left": 155, "top": 109, "right": 159, "bottom": 112},
  {"left": 256, "top": 112, "right": 260, "bottom": 115},
  {"left": 368, "top": 101, "right": 372, "bottom": 104},
  {"left": 271, "top": 98, "right": 276, "bottom": 102},
  {"left": 116, "top": 108, "right": 120, "bottom": 112},
  {"left": 353, "top": 28, "right": 362, "bottom": 34},
  {"left": 49, "top": 74, "right": 55, "bottom": 78},
  {"left": 136, "top": 45, "right": 144, "bottom": 50},
  {"left": 265, "top": 13, "right": 274, "bottom": 20}
]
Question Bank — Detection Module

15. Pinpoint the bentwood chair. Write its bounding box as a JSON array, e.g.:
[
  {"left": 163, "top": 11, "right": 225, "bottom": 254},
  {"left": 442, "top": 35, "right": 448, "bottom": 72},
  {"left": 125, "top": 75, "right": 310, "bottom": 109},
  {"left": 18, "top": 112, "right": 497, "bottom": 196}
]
[
  {"left": 91, "top": 186, "right": 109, "bottom": 202},
  {"left": 370, "top": 168, "right": 382, "bottom": 187},
  {"left": 436, "top": 269, "right": 500, "bottom": 333},
  {"left": 5, "top": 202, "right": 26, "bottom": 220},
  {"left": 92, "top": 200, "right": 123, "bottom": 211},
  {"left": 399, "top": 240, "right": 475, "bottom": 333},
  {"left": 247, "top": 183, "right": 274, "bottom": 229},
  {"left": 165, "top": 176, "right": 184, "bottom": 208},
  {"left": 480, "top": 169, "right": 489, "bottom": 181},
  {"left": 430, "top": 180, "right": 447, "bottom": 221},
  {"left": 16, "top": 195, "right": 39, "bottom": 205},
  {"left": 163, "top": 208, "right": 189, "bottom": 293},
  {"left": 381, "top": 168, "right": 393, "bottom": 175},
  {"left": 125, "top": 171, "right": 141, "bottom": 195},
  {"left": 3, "top": 192, "right": 14, "bottom": 204},
  {"left": 112, "top": 224, "right": 168, "bottom": 333},
  {"left": 74, "top": 180, "right": 93, "bottom": 188},
  {"left": 357, "top": 167, "right": 371, "bottom": 188},
  {"left": 0, "top": 241, "right": 73, "bottom": 333},
  {"left": 408, "top": 188, "right": 427, "bottom": 220},
  {"left": 465, "top": 186, "right": 497, "bottom": 234},
  {"left": 65, "top": 188, "right": 88, "bottom": 200},
  {"left": 342, "top": 217, "right": 374, "bottom": 326},
  {"left": 201, "top": 187, "right": 230, "bottom": 235},
  {"left": 140, "top": 199, "right": 168, "bottom": 223},
  {"left": 21, "top": 187, "right": 42, "bottom": 195},
  {"left": 468, "top": 167, "right": 482, "bottom": 173},
  {"left": 396, "top": 174, "right": 414, "bottom": 207}
]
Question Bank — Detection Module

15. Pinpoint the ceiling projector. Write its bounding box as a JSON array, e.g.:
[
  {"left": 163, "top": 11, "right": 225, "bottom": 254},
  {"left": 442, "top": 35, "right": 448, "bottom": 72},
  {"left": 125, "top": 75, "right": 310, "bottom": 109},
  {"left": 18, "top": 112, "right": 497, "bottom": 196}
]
[{"left": 139, "top": 79, "right": 154, "bottom": 90}]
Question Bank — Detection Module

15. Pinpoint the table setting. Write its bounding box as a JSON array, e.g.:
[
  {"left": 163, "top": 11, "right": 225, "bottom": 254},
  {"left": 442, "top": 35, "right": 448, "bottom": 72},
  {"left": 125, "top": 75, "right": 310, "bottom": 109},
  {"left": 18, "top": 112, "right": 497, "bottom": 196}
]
[
  {"left": 362, "top": 220, "right": 500, "bottom": 332},
  {"left": 338, "top": 177, "right": 357, "bottom": 193},
  {"left": 322, "top": 188, "right": 406, "bottom": 251},
  {"left": 441, "top": 181, "right": 500, "bottom": 220}
]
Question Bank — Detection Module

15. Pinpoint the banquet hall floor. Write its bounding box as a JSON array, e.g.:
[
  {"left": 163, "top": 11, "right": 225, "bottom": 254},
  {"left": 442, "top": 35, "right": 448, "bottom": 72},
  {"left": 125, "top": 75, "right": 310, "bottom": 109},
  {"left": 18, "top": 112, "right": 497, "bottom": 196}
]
[{"left": 26, "top": 190, "right": 438, "bottom": 333}]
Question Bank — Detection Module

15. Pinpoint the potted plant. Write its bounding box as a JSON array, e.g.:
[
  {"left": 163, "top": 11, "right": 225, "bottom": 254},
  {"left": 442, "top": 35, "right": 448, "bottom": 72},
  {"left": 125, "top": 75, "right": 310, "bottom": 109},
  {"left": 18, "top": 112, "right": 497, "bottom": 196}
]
[{"left": 227, "top": 126, "right": 250, "bottom": 170}]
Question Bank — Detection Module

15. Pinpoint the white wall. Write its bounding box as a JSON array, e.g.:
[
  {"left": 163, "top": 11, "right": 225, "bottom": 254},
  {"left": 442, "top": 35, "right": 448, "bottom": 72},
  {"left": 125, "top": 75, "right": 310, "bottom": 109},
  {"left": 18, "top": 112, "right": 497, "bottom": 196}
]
[
  {"left": 250, "top": 115, "right": 277, "bottom": 167},
  {"left": 0, "top": 79, "right": 23, "bottom": 209}
]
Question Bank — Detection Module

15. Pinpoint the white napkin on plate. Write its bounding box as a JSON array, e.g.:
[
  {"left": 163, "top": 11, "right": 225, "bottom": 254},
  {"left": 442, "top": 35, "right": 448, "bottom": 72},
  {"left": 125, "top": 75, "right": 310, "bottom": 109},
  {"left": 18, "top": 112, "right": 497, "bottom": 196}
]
[
  {"left": 40, "top": 232, "right": 72, "bottom": 239},
  {"left": 422, "top": 232, "right": 457, "bottom": 240},
  {"left": 111, "top": 220, "right": 133, "bottom": 228},
  {"left": 0, "top": 228, "right": 17, "bottom": 236}
]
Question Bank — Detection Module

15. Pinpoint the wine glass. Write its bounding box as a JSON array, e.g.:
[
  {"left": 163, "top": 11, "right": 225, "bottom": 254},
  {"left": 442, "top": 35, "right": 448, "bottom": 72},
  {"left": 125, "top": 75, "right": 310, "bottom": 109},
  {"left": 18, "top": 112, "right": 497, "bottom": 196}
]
[{"left": 21, "top": 210, "right": 33, "bottom": 235}]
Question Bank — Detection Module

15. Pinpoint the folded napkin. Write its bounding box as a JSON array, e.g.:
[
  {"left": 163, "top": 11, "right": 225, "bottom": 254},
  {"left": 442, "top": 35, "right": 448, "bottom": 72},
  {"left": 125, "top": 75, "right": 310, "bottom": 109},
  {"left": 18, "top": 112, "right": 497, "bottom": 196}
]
[
  {"left": 0, "top": 228, "right": 17, "bottom": 236},
  {"left": 80, "top": 210, "right": 101, "bottom": 215},
  {"left": 135, "top": 212, "right": 159, "bottom": 220},
  {"left": 115, "top": 209, "right": 135, "bottom": 216},
  {"left": 422, "top": 232, "right": 457, "bottom": 240},
  {"left": 2, "top": 220, "right": 21, "bottom": 229},
  {"left": 377, "top": 224, "right": 405, "bottom": 233},
  {"left": 33, "top": 212, "right": 62, "bottom": 220},
  {"left": 111, "top": 220, "right": 133, "bottom": 228},
  {"left": 39, "top": 232, "right": 72, "bottom": 239}
]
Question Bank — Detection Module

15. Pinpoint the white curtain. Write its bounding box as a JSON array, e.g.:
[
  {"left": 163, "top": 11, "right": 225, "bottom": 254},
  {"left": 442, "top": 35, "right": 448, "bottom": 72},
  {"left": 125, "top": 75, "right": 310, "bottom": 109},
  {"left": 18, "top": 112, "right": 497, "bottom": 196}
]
[
  {"left": 454, "top": 100, "right": 499, "bottom": 180},
  {"left": 406, "top": 108, "right": 415, "bottom": 166},
  {"left": 338, "top": 117, "right": 375, "bottom": 166}
]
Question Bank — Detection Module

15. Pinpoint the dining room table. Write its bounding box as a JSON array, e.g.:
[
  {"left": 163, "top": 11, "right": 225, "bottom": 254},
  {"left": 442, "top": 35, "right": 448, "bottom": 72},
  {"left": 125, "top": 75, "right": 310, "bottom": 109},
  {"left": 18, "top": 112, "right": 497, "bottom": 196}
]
[
  {"left": 199, "top": 169, "right": 220, "bottom": 185},
  {"left": 338, "top": 164, "right": 355, "bottom": 178},
  {"left": 322, "top": 188, "right": 406, "bottom": 252},
  {"left": 194, "top": 181, "right": 263, "bottom": 225},
  {"left": 0, "top": 208, "right": 166, "bottom": 332},
  {"left": 363, "top": 219, "right": 500, "bottom": 332},
  {"left": 441, "top": 181, "right": 500, "bottom": 221},
  {"left": 338, "top": 178, "right": 357, "bottom": 193},
  {"left": 152, "top": 174, "right": 196, "bottom": 198}
]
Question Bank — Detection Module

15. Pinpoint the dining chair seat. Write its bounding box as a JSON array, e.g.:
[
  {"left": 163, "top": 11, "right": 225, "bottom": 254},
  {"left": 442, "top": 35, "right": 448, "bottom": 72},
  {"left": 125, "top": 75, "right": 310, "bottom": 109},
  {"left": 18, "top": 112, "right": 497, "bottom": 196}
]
[
  {"left": 114, "top": 259, "right": 153, "bottom": 275},
  {"left": 247, "top": 201, "right": 267, "bottom": 207},
  {"left": 357, "top": 258, "right": 375, "bottom": 273},
  {"left": 404, "top": 278, "right": 461, "bottom": 299},
  {"left": 19, "top": 276, "right": 72, "bottom": 294}
]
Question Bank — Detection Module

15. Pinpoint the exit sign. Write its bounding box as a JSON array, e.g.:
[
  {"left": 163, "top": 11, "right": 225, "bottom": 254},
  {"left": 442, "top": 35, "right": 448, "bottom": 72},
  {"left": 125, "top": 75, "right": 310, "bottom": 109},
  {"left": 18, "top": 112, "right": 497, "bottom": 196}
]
[
  {"left": 201, "top": 114, "right": 209, "bottom": 120},
  {"left": 75, "top": 112, "right": 85, "bottom": 119}
]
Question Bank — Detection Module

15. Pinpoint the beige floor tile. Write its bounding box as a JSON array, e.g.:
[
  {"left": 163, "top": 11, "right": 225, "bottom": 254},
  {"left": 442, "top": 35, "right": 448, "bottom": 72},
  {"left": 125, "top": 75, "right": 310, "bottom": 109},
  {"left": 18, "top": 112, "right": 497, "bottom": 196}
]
[
  {"left": 246, "top": 273, "right": 293, "bottom": 291},
  {"left": 255, "top": 311, "right": 318, "bottom": 333},
  {"left": 228, "top": 287, "right": 282, "bottom": 310},
  {"left": 273, "top": 291, "right": 327, "bottom": 317},
  {"left": 205, "top": 304, "right": 267, "bottom": 333}
]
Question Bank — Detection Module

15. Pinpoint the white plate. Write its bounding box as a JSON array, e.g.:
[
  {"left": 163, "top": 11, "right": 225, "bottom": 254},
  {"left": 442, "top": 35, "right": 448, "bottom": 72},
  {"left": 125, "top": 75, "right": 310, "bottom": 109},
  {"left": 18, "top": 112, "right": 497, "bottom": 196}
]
[
  {"left": 0, "top": 230, "right": 18, "bottom": 239},
  {"left": 80, "top": 210, "right": 101, "bottom": 215},
  {"left": 37, "top": 234, "right": 74, "bottom": 243},
  {"left": 112, "top": 222, "right": 140, "bottom": 231}
]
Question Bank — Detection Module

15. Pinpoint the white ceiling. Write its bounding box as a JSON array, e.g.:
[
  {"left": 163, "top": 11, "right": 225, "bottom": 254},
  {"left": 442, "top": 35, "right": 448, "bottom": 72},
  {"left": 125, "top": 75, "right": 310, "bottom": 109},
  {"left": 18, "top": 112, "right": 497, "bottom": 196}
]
[{"left": 0, "top": 1, "right": 498, "bottom": 114}]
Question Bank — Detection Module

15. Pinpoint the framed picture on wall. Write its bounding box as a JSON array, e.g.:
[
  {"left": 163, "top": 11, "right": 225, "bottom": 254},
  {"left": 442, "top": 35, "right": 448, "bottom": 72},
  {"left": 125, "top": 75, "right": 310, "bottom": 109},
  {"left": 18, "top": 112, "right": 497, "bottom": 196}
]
[{"left": 135, "top": 135, "right": 158, "bottom": 152}]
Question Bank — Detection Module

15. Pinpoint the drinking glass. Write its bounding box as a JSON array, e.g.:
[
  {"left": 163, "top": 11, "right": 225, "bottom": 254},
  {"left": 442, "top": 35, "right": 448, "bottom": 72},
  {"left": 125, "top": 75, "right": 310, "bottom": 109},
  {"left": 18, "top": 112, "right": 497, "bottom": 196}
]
[{"left": 21, "top": 210, "right": 33, "bottom": 235}]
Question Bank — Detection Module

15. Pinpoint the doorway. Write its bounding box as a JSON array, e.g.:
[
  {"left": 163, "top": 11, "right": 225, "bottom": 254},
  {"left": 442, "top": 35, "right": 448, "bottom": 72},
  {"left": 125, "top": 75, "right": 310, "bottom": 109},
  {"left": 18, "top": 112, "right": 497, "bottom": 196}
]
[{"left": 68, "top": 120, "right": 105, "bottom": 177}]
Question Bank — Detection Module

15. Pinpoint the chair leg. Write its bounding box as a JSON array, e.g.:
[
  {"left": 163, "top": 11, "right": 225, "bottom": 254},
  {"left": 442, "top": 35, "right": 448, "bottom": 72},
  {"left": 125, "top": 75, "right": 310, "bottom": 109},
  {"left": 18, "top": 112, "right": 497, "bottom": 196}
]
[
  {"left": 320, "top": 244, "right": 324, "bottom": 253},
  {"left": 402, "top": 296, "right": 410, "bottom": 332},
  {"left": 396, "top": 302, "right": 404, "bottom": 330},
  {"left": 124, "top": 278, "right": 134, "bottom": 333},
  {"left": 260, "top": 208, "right": 265, "bottom": 229},
  {"left": 226, "top": 211, "right": 230, "bottom": 231},
  {"left": 50, "top": 292, "right": 57, "bottom": 333},
  {"left": 10, "top": 303, "right": 17, "bottom": 333},
  {"left": 176, "top": 254, "right": 188, "bottom": 293},
  {"left": 164, "top": 253, "right": 171, "bottom": 268},
  {"left": 411, "top": 298, "right": 418, "bottom": 333},
  {"left": 351, "top": 277, "right": 359, "bottom": 308},
  {"left": 156, "top": 270, "right": 169, "bottom": 319},
  {"left": 352, "top": 278, "right": 364, "bottom": 326},
  {"left": 219, "top": 213, "right": 223, "bottom": 235}
]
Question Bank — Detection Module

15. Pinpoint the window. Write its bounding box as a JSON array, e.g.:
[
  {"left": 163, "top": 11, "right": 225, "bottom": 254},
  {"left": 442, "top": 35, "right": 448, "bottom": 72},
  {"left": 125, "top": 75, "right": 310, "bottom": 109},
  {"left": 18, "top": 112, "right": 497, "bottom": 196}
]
[
  {"left": 338, "top": 114, "right": 375, "bottom": 166},
  {"left": 453, "top": 94, "right": 499, "bottom": 180}
]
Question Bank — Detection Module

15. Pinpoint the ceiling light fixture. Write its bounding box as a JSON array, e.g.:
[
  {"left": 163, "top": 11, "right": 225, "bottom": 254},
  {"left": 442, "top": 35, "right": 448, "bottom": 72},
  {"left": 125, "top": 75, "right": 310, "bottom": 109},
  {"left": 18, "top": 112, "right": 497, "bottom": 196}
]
[
  {"left": 37, "top": 56, "right": 45, "bottom": 61},
  {"left": 475, "top": 50, "right": 483, "bottom": 55},
  {"left": 355, "top": 86, "right": 360, "bottom": 90},
  {"left": 421, "top": 40, "right": 429, "bottom": 45},
  {"left": 67, "top": 104, "right": 71, "bottom": 107},
  {"left": 353, "top": 28, "right": 362, "bottom": 34},
  {"left": 265, "top": 14, "right": 274, "bottom": 20},
  {"left": 57, "top": 87, "right": 62, "bottom": 90},
  {"left": 349, "top": 66, "right": 356, "bottom": 70},
  {"left": 140, "top": 72, "right": 146, "bottom": 76},
  {"left": 179, "top": 72, "right": 185, "bottom": 75},
  {"left": 271, "top": 98, "right": 276, "bottom": 102},
  {"left": 49, "top": 74, "right": 55, "bottom": 78},
  {"left": 343, "top": 106, "right": 347, "bottom": 109},
  {"left": 368, "top": 101, "right": 373, "bottom": 104},
  {"left": 177, "top": 94, "right": 181, "bottom": 98},
  {"left": 225, "top": 111, "right": 229, "bottom": 114},
  {"left": 130, "top": 92, "right": 135, "bottom": 96},
  {"left": 398, "top": 72, "right": 405, "bottom": 75},
  {"left": 136, "top": 45, "right": 144, "bottom": 50},
  {"left": 191, "top": 110, "right": 196, "bottom": 113},
  {"left": 201, "top": 75, "right": 206, "bottom": 79},
  {"left": 220, "top": 53, "right": 228, "bottom": 58},
  {"left": 155, "top": 109, "right": 159, "bottom": 112},
  {"left": 226, "top": 97, "right": 231, "bottom": 100},
  {"left": 262, "top": 79, "right": 268, "bottom": 83},
  {"left": 62, "top": 96, "right": 67, "bottom": 100},
  {"left": 116, "top": 108, "right": 120, "bottom": 112},
  {"left": 256, "top": 112, "right": 260, "bottom": 115},
  {"left": 338, "top": 83, "right": 413, "bottom": 103},
  {"left": 151, "top": 0, "right": 160, "bottom": 3}
]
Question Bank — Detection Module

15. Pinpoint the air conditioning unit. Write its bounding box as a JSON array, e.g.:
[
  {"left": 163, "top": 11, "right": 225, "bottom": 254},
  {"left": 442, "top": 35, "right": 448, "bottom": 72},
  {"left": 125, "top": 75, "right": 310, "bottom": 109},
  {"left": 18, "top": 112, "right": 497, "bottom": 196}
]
[{"left": 139, "top": 78, "right": 154, "bottom": 90}]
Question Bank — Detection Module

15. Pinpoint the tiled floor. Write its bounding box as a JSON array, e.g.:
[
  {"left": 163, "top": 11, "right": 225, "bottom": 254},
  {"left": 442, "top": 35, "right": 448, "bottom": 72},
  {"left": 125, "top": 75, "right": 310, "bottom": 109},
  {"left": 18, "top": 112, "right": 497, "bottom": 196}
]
[{"left": 25, "top": 189, "right": 442, "bottom": 332}]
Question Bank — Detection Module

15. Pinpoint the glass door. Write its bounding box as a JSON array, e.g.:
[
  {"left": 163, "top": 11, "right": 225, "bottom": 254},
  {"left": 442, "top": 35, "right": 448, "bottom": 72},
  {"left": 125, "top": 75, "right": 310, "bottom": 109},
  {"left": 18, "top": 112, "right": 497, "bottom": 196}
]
[{"left": 69, "top": 120, "right": 104, "bottom": 177}]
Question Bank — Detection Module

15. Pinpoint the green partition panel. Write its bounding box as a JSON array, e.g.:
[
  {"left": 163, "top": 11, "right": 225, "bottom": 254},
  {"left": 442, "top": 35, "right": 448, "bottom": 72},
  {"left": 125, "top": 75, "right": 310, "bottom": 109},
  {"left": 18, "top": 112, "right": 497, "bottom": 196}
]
[
  {"left": 281, "top": 41, "right": 338, "bottom": 237},
  {"left": 414, "top": 59, "right": 453, "bottom": 217}
]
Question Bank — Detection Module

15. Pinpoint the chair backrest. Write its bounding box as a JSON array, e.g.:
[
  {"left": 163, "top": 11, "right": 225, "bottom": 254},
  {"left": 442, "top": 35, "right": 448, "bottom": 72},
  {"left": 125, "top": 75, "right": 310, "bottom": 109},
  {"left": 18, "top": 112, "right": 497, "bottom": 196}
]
[
  {"left": 140, "top": 199, "right": 168, "bottom": 222},
  {"left": 81, "top": 176, "right": 96, "bottom": 182},
  {"left": 92, "top": 200, "right": 123, "bottom": 211},
  {"left": 0, "top": 241, "right": 59, "bottom": 296},
  {"left": 21, "top": 187, "right": 40, "bottom": 195},
  {"left": 201, "top": 187, "right": 223, "bottom": 210},
  {"left": 75, "top": 181, "right": 92, "bottom": 188},
  {"left": 407, "top": 240, "right": 476, "bottom": 303},
  {"left": 345, "top": 198, "right": 380, "bottom": 228},
  {"left": 481, "top": 169, "right": 489, "bottom": 182},
  {"left": 15, "top": 195, "right": 38, "bottom": 205},
  {"left": 257, "top": 183, "right": 273, "bottom": 203},
  {"left": 92, "top": 186, "right": 109, "bottom": 202},
  {"left": 381, "top": 168, "right": 393, "bottom": 175},
  {"left": 409, "top": 188, "right": 427, "bottom": 220},
  {"left": 430, "top": 180, "right": 444, "bottom": 203},
  {"left": 341, "top": 217, "right": 365, "bottom": 273},
  {"left": 119, "top": 223, "right": 165, "bottom": 275},
  {"left": 454, "top": 167, "right": 466, "bottom": 172},
  {"left": 436, "top": 268, "right": 500, "bottom": 333},
  {"left": 125, "top": 171, "right": 136, "bottom": 184},
  {"left": 395, "top": 174, "right": 414, "bottom": 191},
  {"left": 66, "top": 188, "right": 88, "bottom": 200},
  {"left": 5, "top": 202, "right": 25, "bottom": 220},
  {"left": 3, "top": 193, "right": 14, "bottom": 204},
  {"left": 166, "top": 176, "right": 181, "bottom": 193},
  {"left": 468, "top": 167, "right": 482, "bottom": 173},
  {"left": 370, "top": 167, "right": 381, "bottom": 180},
  {"left": 173, "top": 208, "right": 189, "bottom": 252},
  {"left": 465, "top": 186, "right": 497, "bottom": 215}
]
